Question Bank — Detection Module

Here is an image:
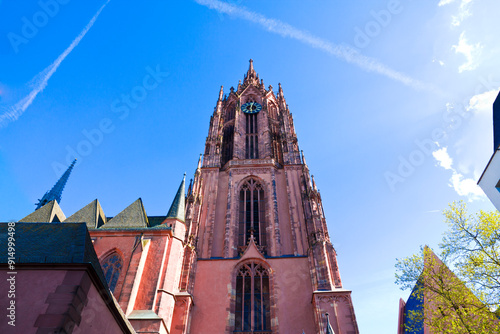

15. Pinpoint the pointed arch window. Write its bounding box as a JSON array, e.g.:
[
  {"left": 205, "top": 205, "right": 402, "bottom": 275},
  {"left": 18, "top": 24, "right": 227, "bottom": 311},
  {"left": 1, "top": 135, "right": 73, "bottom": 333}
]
[
  {"left": 221, "top": 124, "right": 234, "bottom": 166},
  {"left": 238, "top": 179, "right": 267, "bottom": 254},
  {"left": 234, "top": 262, "right": 271, "bottom": 332},
  {"left": 226, "top": 103, "right": 235, "bottom": 122},
  {"left": 245, "top": 112, "right": 258, "bottom": 159},
  {"left": 101, "top": 253, "right": 123, "bottom": 293}
]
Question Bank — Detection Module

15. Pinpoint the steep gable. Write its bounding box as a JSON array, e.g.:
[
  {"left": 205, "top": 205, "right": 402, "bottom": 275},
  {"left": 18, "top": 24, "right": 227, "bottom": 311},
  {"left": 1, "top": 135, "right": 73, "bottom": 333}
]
[
  {"left": 103, "top": 198, "right": 149, "bottom": 229},
  {"left": 64, "top": 199, "right": 106, "bottom": 229},
  {"left": 19, "top": 200, "right": 66, "bottom": 223}
]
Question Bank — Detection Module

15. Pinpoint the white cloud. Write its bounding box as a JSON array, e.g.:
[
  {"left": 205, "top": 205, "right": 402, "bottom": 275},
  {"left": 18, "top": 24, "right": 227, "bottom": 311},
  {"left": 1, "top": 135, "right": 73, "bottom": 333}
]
[
  {"left": 439, "top": 0, "right": 473, "bottom": 26},
  {"left": 432, "top": 145, "right": 485, "bottom": 201},
  {"left": 194, "top": 0, "right": 434, "bottom": 92},
  {"left": 452, "top": 2, "right": 473, "bottom": 26},
  {"left": 454, "top": 89, "right": 498, "bottom": 179},
  {"left": 0, "top": 0, "right": 110, "bottom": 128},
  {"left": 432, "top": 89, "right": 500, "bottom": 201},
  {"left": 467, "top": 89, "right": 498, "bottom": 114},
  {"left": 432, "top": 59, "right": 445, "bottom": 66},
  {"left": 438, "top": 0, "right": 457, "bottom": 6},
  {"left": 453, "top": 32, "right": 482, "bottom": 73},
  {"left": 450, "top": 172, "right": 484, "bottom": 199},
  {"left": 433, "top": 147, "right": 453, "bottom": 170}
]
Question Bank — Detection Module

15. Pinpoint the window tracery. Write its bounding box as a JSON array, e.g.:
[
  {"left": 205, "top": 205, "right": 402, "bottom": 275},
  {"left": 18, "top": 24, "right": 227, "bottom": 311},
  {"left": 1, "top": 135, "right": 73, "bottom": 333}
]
[
  {"left": 101, "top": 252, "right": 123, "bottom": 293},
  {"left": 238, "top": 179, "right": 267, "bottom": 254},
  {"left": 234, "top": 262, "right": 271, "bottom": 332}
]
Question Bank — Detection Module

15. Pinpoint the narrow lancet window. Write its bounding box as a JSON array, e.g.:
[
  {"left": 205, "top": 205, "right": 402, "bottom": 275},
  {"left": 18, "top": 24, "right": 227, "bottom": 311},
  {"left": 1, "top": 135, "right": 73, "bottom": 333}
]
[
  {"left": 245, "top": 113, "right": 258, "bottom": 159},
  {"left": 234, "top": 262, "right": 271, "bottom": 332},
  {"left": 238, "top": 179, "right": 266, "bottom": 253},
  {"left": 221, "top": 125, "right": 234, "bottom": 166}
]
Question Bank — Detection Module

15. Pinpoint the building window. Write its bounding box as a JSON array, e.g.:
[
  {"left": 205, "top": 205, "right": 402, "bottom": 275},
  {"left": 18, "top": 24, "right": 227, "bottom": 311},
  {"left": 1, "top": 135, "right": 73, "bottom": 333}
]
[
  {"left": 221, "top": 125, "right": 234, "bottom": 166},
  {"left": 270, "top": 123, "right": 283, "bottom": 165},
  {"left": 226, "top": 103, "right": 235, "bottom": 122},
  {"left": 234, "top": 262, "right": 271, "bottom": 332},
  {"left": 245, "top": 113, "right": 258, "bottom": 159},
  {"left": 238, "top": 179, "right": 267, "bottom": 253},
  {"left": 101, "top": 253, "right": 122, "bottom": 293}
]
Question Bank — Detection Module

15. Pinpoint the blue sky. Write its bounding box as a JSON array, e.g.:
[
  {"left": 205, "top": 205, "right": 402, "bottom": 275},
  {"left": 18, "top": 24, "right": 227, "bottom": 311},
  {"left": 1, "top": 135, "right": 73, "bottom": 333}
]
[{"left": 1, "top": 0, "right": 499, "bottom": 332}]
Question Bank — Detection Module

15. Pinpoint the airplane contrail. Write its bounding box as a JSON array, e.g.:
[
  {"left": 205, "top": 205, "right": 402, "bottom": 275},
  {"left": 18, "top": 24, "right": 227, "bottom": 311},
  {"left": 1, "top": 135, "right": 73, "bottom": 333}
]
[
  {"left": 194, "top": 0, "right": 434, "bottom": 92},
  {"left": 0, "top": 0, "right": 111, "bottom": 128}
]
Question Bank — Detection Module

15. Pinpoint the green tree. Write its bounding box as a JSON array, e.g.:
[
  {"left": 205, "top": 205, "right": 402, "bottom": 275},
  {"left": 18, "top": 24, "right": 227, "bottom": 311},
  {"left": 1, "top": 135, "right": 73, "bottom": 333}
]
[{"left": 395, "top": 201, "right": 500, "bottom": 333}]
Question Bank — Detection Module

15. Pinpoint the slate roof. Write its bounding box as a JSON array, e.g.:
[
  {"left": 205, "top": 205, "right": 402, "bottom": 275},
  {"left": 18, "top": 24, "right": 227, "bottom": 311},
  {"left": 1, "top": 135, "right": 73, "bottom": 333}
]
[
  {"left": 64, "top": 199, "right": 106, "bottom": 229},
  {"left": 102, "top": 198, "right": 149, "bottom": 229},
  {"left": 326, "top": 313, "right": 336, "bottom": 334},
  {"left": 147, "top": 216, "right": 167, "bottom": 228},
  {"left": 19, "top": 200, "right": 66, "bottom": 223},
  {"left": 0, "top": 222, "right": 103, "bottom": 280},
  {"left": 0, "top": 222, "right": 136, "bottom": 333},
  {"left": 166, "top": 174, "right": 186, "bottom": 222}
]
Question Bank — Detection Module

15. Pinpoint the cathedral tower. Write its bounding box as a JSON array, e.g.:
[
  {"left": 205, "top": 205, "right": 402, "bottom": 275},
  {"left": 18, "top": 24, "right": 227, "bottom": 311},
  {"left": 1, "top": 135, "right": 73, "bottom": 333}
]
[{"left": 182, "top": 60, "right": 359, "bottom": 334}]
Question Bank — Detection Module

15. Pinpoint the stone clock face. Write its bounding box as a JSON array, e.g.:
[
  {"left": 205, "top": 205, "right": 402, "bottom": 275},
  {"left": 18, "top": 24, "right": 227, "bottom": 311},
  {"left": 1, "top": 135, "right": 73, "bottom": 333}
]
[{"left": 241, "top": 102, "right": 262, "bottom": 114}]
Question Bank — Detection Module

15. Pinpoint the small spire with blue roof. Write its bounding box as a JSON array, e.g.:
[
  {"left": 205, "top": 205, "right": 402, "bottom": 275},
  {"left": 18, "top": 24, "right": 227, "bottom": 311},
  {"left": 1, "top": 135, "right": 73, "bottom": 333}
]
[{"left": 35, "top": 159, "right": 77, "bottom": 210}]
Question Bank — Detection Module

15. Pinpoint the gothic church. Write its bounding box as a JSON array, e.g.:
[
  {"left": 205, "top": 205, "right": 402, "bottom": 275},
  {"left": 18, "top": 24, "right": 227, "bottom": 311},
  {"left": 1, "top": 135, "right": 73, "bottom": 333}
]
[{"left": 9, "top": 60, "right": 359, "bottom": 334}]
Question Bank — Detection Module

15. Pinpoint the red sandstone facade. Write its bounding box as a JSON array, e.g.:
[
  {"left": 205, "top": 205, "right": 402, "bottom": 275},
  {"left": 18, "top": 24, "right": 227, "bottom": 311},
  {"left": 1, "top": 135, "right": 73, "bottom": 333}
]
[{"left": 69, "top": 61, "right": 358, "bottom": 334}]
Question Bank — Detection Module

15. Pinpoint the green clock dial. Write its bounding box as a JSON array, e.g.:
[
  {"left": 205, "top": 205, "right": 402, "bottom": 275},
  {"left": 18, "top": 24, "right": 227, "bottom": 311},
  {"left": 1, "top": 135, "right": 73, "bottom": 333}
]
[{"left": 241, "top": 102, "right": 262, "bottom": 114}]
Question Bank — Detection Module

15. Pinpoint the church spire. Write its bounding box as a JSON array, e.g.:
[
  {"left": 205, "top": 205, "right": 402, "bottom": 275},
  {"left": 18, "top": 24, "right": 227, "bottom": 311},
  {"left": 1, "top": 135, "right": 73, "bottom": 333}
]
[
  {"left": 325, "top": 313, "right": 336, "bottom": 334},
  {"left": 248, "top": 58, "right": 255, "bottom": 75},
  {"left": 243, "top": 59, "right": 258, "bottom": 85},
  {"left": 35, "top": 159, "right": 76, "bottom": 210},
  {"left": 166, "top": 173, "right": 186, "bottom": 221}
]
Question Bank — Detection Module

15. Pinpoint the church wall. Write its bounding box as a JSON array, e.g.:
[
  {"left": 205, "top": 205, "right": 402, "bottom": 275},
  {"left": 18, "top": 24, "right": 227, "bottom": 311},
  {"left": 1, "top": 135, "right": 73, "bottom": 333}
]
[
  {"left": 90, "top": 231, "right": 172, "bottom": 316},
  {"left": 0, "top": 270, "right": 65, "bottom": 332},
  {"left": 73, "top": 279, "right": 129, "bottom": 334},
  {"left": 211, "top": 170, "right": 229, "bottom": 257},
  {"left": 135, "top": 235, "right": 169, "bottom": 310},
  {"left": 189, "top": 257, "right": 316, "bottom": 334},
  {"left": 284, "top": 167, "right": 308, "bottom": 255},
  {"left": 157, "top": 232, "right": 185, "bottom": 331},
  {"left": 91, "top": 233, "right": 138, "bottom": 308},
  {"left": 275, "top": 169, "right": 294, "bottom": 256},
  {"left": 197, "top": 169, "right": 220, "bottom": 259},
  {"left": 0, "top": 269, "right": 130, "bottom": 333}
]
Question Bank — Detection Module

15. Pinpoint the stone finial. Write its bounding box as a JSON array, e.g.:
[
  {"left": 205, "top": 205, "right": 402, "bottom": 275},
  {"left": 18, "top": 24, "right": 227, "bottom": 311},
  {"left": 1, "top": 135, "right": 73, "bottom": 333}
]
[
  {"left": 197, "top": 154, "right": 202, "bottom": 169},
  {"left": 312, "top": 175, "right": 318, "bottom": 192},
  {"left": 187, "top": 178, "right": 193, "bottom": 196},
  {"left": 278, "top": 82, "right": 284, "bottom": 97},
  {"left": 301, "top": 150, "right": 307, "bottom": 166},
  {"left": 218, "top": 86, "right": 224, "bottom": 101}
]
